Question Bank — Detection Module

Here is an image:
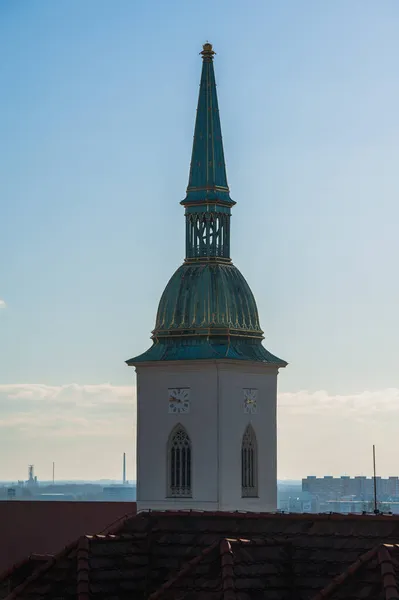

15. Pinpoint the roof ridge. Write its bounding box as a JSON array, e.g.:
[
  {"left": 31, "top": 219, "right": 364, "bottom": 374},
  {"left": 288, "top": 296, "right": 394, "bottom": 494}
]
[
  {"left": 3, "top": 536, "right": 80, "bottom": 600},
  {"left": 77, "top": 536, "right": 90, "bottom": 600},
  {"left": 227, "top": 536, "right": 292, "bottom": 546},
  {"left": 310, "top": 545, "right": 381, "bottom": 600},
  {"left": 0, "top": 554, "right": 53, "bottom": 585},
  {"left": 378, "top": 544, "right": 399, "bottom": 600},
  {"left": 220, "top": 539, "right": 237, "bottom": 600},
  {"left": 0, "top": 520, "right": 139, "bottom": 600},
  {"left": 98, "top": 510, "right": 136, "bottom": 535},
  {"left": 148, "top": 539, "right": 220, "bottom": 600},
  {"left": 86, "top": 532, "right": 144, "bottom": 541},
  {"left": 137, "top": 509, "right": 399, "bottom": 521}
]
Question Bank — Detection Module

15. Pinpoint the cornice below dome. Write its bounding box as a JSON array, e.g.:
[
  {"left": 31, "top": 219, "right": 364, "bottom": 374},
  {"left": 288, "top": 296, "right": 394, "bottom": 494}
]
[{"left": 126, "top": 336, "right": 286, "bottom": 365}]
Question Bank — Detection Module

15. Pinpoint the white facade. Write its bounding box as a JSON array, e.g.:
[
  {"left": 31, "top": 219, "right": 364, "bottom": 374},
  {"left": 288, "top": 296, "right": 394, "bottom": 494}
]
[{"left": 135, "top": 359, "right": 279, "bottom": 512}]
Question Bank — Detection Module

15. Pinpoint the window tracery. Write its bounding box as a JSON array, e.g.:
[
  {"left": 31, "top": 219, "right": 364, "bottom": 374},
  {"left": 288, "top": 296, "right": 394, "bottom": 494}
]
[
  {"left": 168, "top": 425, "right": 192, "bottom": 497},
  {"left": 241, "top": 424, "right": 258, "bottom": 497},
  {"left": 185, "top": 212, "right": 230, "bottom": 259}
]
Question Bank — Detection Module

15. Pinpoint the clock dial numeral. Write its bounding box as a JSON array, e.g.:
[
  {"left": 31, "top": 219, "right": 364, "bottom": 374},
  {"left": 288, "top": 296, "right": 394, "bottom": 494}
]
[
  {"left": 243, "top": 388, "right": 258, "bottom": 414},
  {"left": 168, "top": 388, "right": 191, "bottom": 414}
]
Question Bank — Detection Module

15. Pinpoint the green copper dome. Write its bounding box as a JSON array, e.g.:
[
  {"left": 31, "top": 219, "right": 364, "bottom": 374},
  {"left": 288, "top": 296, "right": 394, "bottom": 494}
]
[
  {"left": 126, "top": 44, "right": 286, "bottom": 368},
  {"left": 154, "top": 263, "right": 263, "bottom": 339}
]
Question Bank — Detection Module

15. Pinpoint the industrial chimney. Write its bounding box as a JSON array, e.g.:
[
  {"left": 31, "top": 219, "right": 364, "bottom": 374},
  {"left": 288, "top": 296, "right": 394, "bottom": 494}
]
[{"left": 123, "top": 452, "right": 126, "bottom": 485}]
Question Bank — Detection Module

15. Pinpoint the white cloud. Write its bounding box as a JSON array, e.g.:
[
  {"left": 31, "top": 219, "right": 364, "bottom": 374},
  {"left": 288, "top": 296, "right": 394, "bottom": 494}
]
[
  {"left": 0, "top": 383, "right": 137, "bottom": 481},
  {"left": 0, "top": 383, "right": 398, "bottom": 480},
  {"left": 0, "top": 383, "right": 136, "bottom": 436},
  {"left": 0, "top": 383, "right": 133, "bottom": 404},
  {"left": 279, "top": 388, "right": 399, "bottom": 416},
  {"left": 278, "top": 388, "right": 399, "bottom": 479},
  {"left": 0, "top": 299, "right": 6, "bottom": 308}
]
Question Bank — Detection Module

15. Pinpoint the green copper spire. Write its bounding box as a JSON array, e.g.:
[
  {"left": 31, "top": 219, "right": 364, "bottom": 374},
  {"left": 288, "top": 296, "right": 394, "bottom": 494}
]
[
  {"left": 183, "top": 43, "right": 234, "bottom": 263},
  {"left": 182, "top": 43, "right": 234, "bottom": 206},
  {"left": 126, "top": 44, "right": 287, "bottom": 368}
]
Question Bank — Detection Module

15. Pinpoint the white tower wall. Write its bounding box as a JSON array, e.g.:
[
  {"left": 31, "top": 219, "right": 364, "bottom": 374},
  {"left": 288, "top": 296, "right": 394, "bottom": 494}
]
[{"left": 135, "top": 360, "right": 279, "bottom": 513}]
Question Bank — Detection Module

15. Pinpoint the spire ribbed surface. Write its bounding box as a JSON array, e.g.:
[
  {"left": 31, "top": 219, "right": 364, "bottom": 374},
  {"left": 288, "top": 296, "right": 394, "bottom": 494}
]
[{"left": 182, "top": 43, "right": 234, "bottom": 206}]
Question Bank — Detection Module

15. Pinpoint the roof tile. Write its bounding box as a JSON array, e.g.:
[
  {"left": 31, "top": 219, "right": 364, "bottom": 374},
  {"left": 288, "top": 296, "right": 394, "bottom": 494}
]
[{"left": 7, "top": 511, "right": 399, "bottom": 599}]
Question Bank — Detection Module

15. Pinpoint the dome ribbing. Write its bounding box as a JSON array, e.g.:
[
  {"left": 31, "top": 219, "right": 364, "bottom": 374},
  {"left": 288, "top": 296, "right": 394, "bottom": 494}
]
[{"left": 153, "top": 263, "right": 263, "bottom": 339}]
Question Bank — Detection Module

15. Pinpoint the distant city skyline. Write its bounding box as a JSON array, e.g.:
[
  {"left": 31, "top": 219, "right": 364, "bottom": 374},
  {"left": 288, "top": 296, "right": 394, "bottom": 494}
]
[{"left": 2, "top": 1, "right": 399, "bottom": 479}]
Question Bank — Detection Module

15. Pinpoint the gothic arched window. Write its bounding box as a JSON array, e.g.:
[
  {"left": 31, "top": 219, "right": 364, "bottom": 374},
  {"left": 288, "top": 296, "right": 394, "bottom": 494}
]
[
  {"left": 168, "top": 425, "right": 192, "bottom": 497},
  {"left": 241, "top": 424, "right": 258, "bottom": 497}
]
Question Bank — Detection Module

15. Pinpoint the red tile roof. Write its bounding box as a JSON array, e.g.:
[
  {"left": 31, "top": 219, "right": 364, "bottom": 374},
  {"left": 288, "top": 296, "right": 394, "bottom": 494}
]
[
  {"left": 0, "top": 501, "right": 135, "bottom": 574},
  {"left": 0, "top": 555, "right": 52, "bottom": 600},
  {"left": 4, "top": 510, "right": 399, "bottom": 599},
  {"left": 311, "top": 543, "right": 399, "bottom": 600}
]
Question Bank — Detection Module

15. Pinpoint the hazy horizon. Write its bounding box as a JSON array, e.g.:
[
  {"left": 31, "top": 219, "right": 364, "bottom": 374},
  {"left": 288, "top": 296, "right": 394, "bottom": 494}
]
[{"left": 2, "top": 1, "right": 399, "bottom": 480}]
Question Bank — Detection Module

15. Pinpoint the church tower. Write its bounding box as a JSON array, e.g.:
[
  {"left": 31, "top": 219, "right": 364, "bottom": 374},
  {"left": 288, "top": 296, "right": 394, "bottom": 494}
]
[{"left": 127, "top": 43, "right": 287, "bottom": 512}]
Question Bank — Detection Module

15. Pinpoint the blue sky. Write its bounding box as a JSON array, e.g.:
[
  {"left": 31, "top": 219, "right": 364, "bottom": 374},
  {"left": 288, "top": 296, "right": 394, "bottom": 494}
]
[{"left": 1, "top": 0, "right": 399, "bottom": 480}]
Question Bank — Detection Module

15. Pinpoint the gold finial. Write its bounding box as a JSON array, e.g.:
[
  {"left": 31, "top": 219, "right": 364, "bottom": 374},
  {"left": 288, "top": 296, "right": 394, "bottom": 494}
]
[{"left": 200, "top": 42, "right": 215, "bottom": 61}]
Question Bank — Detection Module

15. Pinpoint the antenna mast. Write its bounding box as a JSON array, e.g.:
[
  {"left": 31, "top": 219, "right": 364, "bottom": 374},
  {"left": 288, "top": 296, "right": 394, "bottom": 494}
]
[{"left": 373, "top": 445, "right": 378, "bottom": 514}]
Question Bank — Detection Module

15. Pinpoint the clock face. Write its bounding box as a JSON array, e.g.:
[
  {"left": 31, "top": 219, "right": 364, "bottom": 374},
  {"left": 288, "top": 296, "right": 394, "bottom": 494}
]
[
  {"left": 168, "top": 388, "right": 190, "bottom": 414},
  {"left": 243, "top": 388, "right": 258, "bottom": 414}
]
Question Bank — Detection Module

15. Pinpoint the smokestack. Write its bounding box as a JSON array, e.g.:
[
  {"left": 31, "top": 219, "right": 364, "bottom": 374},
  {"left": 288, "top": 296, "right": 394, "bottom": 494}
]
[
  {"left": 123, "top": 452, "right": 126, "bottom": 485},
  {"left": 52, "top": 462, "right": 55, "bottom": 484}
]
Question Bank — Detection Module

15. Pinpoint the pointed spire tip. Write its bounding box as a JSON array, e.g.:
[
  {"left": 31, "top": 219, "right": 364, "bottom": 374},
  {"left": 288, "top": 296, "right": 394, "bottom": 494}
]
[{"left": 200, "top": 42, "right": 215, "bottom": 61}]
